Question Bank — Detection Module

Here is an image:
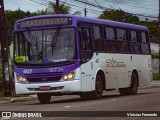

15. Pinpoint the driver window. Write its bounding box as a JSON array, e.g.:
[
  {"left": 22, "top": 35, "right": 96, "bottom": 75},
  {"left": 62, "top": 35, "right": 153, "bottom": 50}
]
[{"left": 78, "top": 27, "right": 92, "bottom": 51}]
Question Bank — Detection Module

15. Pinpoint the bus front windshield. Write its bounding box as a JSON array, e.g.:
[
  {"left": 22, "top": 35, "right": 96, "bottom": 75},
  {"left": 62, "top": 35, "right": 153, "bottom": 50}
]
[{"left": 15, "top": 27, "right": 75, "bottom": 66}]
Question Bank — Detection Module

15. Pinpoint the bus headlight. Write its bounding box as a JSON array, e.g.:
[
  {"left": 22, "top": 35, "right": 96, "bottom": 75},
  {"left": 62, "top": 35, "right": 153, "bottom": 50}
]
[
  {"left": 62, "top": 71, "right": 75, "bottom": 81},
  {"left": 16, "top": 74, "right": 28, "bottom": 83}
]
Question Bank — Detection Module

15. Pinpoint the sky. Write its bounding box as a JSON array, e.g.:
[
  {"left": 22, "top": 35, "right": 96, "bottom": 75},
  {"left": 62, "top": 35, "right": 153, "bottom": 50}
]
[{"left": 4, "top": 0, "right": 159, "bottom": 21}]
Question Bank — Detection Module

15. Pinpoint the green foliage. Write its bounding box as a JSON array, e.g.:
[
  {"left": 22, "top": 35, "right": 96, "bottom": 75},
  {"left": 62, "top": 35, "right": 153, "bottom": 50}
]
[
  {"left": 151, "top": 49, "right": 159, "bottom": 59},
  {"left": 153, "top": 73, "right": 160, "bottom": 80},
  {"left": 36, "top": 9, "right": 52, "bottom": 15},
  {"left": 5, "top": 9, "right": 37, "bottom": 41},
  {"left": 99, "top": 9, "right": 139, "bottom": 23},
  {"left": 135, "top": 21, "right": 158, "bottom": 43}
]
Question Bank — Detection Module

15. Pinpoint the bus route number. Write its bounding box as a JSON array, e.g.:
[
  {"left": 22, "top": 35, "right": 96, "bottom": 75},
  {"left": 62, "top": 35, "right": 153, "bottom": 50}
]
[{"left": 23, "top": 69, "right": 32, "bottom": 74}]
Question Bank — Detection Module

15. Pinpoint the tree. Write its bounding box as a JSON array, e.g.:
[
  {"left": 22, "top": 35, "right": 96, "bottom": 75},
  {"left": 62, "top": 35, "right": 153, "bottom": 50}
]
[
  {"left": 47, "top": 1, "right": 81, "bottom": 15},
  {"left": 36, "top": 9, "right": 52, "bottom": 15},
  {"left": 99, "top": 9, "right": 139, "bottom": 23},
  {"left": 48, "top": 1, "right": 70, "bottom": 14},
  {"left": 5, "top": 9, "right": 36, "bottom": 40},
  {"left": 136, "top": 21, "right": 158, "bottom": 43}
]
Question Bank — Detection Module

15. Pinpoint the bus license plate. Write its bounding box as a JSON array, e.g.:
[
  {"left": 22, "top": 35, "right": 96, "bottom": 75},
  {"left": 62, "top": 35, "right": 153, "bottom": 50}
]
[{"left": 39, "top": 86, "right": 51, "bottom": 91}]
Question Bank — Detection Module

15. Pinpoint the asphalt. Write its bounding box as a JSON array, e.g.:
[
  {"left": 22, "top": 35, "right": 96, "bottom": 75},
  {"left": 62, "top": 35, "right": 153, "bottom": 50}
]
[{"left": 0, "top": 80, "right": 160, "bottom": 104}]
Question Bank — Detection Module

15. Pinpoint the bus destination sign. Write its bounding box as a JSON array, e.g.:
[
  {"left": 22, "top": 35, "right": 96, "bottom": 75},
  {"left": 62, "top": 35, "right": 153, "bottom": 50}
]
[{"left": 17, "top": 17, "right": 72, "bottom": 29}]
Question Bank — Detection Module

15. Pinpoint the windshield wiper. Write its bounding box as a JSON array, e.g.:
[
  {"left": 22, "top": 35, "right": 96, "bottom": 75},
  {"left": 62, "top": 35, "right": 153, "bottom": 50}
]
[
  {"left": 26, "top": 29, "right": 37, "bottom": 46},
  {"left": 52, "top": 26, "right": 61, "bottom": 55},
  {"left": 25, "top": 29, "right": 40, "bottom": 60}
]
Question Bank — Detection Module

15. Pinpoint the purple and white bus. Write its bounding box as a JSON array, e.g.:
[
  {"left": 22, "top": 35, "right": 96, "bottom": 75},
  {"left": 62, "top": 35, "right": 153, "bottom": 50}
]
[{"left": 14, "top": 14, "right": 152, "bottom": 103}]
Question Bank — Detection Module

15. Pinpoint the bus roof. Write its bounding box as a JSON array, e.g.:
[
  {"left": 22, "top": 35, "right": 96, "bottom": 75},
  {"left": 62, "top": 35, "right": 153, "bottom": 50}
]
[{"left": 15, "top": 14, "right": 148, "bottom": 31}]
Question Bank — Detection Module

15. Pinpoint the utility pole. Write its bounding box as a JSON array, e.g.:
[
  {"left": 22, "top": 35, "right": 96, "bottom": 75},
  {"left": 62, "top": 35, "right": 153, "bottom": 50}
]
[
  {"left": 56, "top": 0, "right": 59, "bottom": 14},
  {"left": 84, "top": 7, "right": 87, "bottom": 17},
  {"left": 159, "top": 0, "right": 160, "bottom": 75},
  {"left": 0, "top": 0, "right": 13, "bottom": 96},
  {"left": 84, "top": 0, "right": 87, "bottom": 17}
]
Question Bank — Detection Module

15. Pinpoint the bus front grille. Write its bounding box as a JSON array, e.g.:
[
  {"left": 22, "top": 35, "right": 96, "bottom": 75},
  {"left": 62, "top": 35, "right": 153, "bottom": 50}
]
[{"left": 27, "top": 76, "right": 62, "bottom": 83}]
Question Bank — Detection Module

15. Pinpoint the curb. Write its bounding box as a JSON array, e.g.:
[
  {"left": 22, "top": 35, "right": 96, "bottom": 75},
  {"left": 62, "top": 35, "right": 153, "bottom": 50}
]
[
  {"left": 140, "top": 84, "right": 160, "bottom": 89},
  {"left": 10, "top": 96, "right": 37, "bottom": 103},
  {"left": 139, "top": 81, "right": 160, "bottom": 89},
  {"left": 0, "top": 96, "right": 37, "bottom": 104}
]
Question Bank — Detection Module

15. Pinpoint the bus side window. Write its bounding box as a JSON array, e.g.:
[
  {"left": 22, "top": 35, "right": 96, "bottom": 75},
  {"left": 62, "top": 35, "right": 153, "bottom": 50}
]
[
  {"left": 141, "top": 32, "right": 150, "bottom": 54},
  {"left": 105, "top": 27, "right": 117, "bottom": 52},
  {"left": 117, "top": 29, "right": 129, "bottom": 53},
  {"left": 78, "top": 27, "right": 92, "bottom": 51},
  {"left": 130, "top": 30, "right": 141, "bottom": 54},
  {"left": 93, "top": 25, "right": 104, "bottom": 51}
]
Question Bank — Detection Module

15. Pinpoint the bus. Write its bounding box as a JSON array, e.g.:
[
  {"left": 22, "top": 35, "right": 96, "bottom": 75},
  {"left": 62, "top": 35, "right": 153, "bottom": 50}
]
[{"left": 14, "top": 14, "right": 152, "bottom": 103}]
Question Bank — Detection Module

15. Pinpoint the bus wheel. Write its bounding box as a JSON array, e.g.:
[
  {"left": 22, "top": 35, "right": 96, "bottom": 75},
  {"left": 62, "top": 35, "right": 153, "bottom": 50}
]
[
  {"left": 37, "top": 93, "right": 51, "bottom": 104},
  {"left": 119, "top": 72, "right": 138, "bottom": 95},
  {"left": 130, "top": 72, "right": 138, "bottom": 95},
  {"left": 92, "top": 74, "right": 103, "bottom": 99}
]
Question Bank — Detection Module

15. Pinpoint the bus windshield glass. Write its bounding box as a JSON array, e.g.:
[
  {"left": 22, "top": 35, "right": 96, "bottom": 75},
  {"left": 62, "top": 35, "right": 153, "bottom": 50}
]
[{"left": 15, "top": 27, "right": 75, "bottom": 65}]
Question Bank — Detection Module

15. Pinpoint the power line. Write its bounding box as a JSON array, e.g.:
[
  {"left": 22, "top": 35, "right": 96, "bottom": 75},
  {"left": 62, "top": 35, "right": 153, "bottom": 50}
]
[
  {"left": 29, "top": 0, "right": 49, "bottom": 7},
  {"left": 27, "top": 0, "right": 158, "bottom": 19},
  {"left": 109, "top": 0, "right": 158, "bottom": 8},
  {"left": 29, "top": 0, "right": 102, "bottom": 15},
  {"left": 74, "top": 0, "right": 158, "bottom": 19},
  {"left": 105, "top": 0, "right": 157, "bottom": 11},
  {"left": 59, "top": 0, "right": 102, "bottom": 12}
]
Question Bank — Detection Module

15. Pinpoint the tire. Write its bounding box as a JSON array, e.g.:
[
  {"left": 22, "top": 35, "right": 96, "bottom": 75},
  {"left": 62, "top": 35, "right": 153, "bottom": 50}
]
[
  {"left": 93, "top": 74, "right": 103, "bottom": 98},
  {"left": 130, "top": 72, "right": 138, "bottom": 95},
  {"left": 119, "top": 72, "right": 138, "bottom": 95},
  {"left": 80, "top": 74, "right": 103, "bottom": 100},
  {"left": 37, "top": 93, "right": 52, "bottom": 104}
]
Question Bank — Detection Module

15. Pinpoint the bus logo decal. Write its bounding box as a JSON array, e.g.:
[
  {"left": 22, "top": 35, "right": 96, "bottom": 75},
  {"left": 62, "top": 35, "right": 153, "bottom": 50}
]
[
  {"left": 106, "top": 58, "right": 126, "bottom": 67},
  {"left": 49, "top": 68, "right": 64, "bottom": 72}
]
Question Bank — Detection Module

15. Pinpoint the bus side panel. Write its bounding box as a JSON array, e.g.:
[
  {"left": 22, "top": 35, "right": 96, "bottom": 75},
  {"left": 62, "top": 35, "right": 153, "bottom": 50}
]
[
  {"left": 134, "top": 55, "right": 152, "bottom": 86},
  {"left": 104, "top": 53, "right": 130, "bottom": 89},
  {"left": 80, "top": 62, "right": 93, "bottom": 92},
  {"left": 80, "top": 53, "right": 118, "bottom": 91},
  {"left": 114, "top": 54, "right": 131, "bottom": 88},
  {"left": 116, "top": 54, "right": 152, "bottom": 88}
]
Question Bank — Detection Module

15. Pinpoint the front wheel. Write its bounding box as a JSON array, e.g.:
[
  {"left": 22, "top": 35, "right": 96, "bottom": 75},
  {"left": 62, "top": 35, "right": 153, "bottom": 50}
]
[
  {"left": 37, "top": 93, "right": 52, "bottom": 104},
  {"left": 92, "top": 74, "right": 103, "bottom": 99}
]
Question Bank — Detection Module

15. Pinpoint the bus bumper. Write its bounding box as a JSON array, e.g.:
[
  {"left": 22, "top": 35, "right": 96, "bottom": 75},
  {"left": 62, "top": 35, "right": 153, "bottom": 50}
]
[{"left": 15, "top": 80, "right": 81, "bottom": 94}]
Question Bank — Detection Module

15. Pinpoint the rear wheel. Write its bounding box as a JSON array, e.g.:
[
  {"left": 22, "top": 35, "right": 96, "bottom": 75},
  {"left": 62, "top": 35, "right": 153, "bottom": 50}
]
[
  {"left": 119, "top": 72, "right": 138, "bottom": 95},
  {"left": 37, "top": 93, "right": 51, "bottom": 104}
]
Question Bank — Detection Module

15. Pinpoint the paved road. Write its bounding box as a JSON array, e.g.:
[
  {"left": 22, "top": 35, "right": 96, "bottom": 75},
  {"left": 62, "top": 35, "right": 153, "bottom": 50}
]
[{"left": 0, "top": 87, "right": 160, "bottom": 120}]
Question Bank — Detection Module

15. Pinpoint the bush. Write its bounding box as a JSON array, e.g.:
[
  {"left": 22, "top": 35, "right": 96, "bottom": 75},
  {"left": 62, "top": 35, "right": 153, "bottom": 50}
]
[{"left": 153, "top": 73, "right": 160, "bottom": 80}]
